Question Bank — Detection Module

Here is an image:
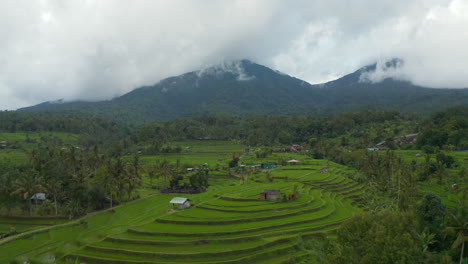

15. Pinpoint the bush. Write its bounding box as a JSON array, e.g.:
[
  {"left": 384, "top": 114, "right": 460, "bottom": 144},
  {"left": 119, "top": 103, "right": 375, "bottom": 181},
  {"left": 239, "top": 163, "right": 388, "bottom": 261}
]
[{"left": 37, "top": 200, "right": 54, "bottom": 216}]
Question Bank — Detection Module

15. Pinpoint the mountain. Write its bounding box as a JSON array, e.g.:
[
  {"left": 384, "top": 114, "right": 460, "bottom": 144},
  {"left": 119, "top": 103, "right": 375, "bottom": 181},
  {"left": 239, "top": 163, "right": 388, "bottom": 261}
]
[
  {"left": 314, "top": 59, "right": 468, "bottom": 114},
  {"left": 20, "top": 59, "right": 468, "bottom": 125}
]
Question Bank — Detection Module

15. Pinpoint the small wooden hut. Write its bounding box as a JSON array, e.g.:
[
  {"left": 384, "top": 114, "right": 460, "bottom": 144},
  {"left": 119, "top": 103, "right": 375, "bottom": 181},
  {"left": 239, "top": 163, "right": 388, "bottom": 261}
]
[
  {"left": 260, "top": 189, "right": 280, "bottom": 201},
  {"left": 169, "top": 197, "right": 191, "bottom": 209}
]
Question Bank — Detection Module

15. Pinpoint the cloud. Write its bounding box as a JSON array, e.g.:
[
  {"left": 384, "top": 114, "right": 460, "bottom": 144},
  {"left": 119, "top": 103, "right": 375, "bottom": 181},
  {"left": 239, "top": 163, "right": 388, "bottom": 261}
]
[
  {"left": 359, "top": 59, "right": 408, "bottom": 83},
  {"left": 197, "top": 60, "right": 255, "bottom": 81},
  {"left": 0, "top": 0, "right": 466, "bottom": 110}
]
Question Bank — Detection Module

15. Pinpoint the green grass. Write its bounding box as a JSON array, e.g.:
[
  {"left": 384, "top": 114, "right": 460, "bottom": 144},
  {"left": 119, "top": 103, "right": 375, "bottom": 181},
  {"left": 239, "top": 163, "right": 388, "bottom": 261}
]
[
  {"left": 0, "top": 216, "right": 69, "bottom": 234},
  {"left": 0, "top": 149, "right": 29, "bottom": 166},
  {"left": 0, "top": 132, "right": 79, "bottom": 144},
  {"left": 140, "top": 153, "right": 232, "bottom": 168},
  {"left": 171, "top": 140, "right": 245, "bottom": 153}
]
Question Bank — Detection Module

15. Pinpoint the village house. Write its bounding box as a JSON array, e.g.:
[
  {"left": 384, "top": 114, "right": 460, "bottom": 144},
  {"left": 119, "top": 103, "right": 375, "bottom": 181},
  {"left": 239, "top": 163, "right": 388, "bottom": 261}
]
[
  {"left": 289, "top": 144, "right": 304, "bottom": 152},
  {"left": 320, "top": 167, "right": 329, "bottom": 173},
  {"left": 369, "top": 133, "right": 419, "bottom": 151},
  {"left": 397, "top": 133, "right": 418, "bottom": 144},
  {"left": 30, "top": 193, "right": 48, "bottom": 204},
  {"left": 260, "top": 189, "right": 280, "bottom": 201},
  {"left": 169, "top": 197, "right": 191, "bottom": 209},
  {"left": 0, "top": 141, "right": 9, "bottom": 149},
  {"left": 286, "top": 159, "right": 300, "bottom": 165},
  {"left": 261, "top": 162, "right": 277, "bottom": 169},
  {"left": 373, "top": 141, "right": 389, "bottom": 151},
  {"left": 246, "top": 163, "right": 261, "bottom": 168},
  {"left": 186, "top": 168, "right": 199, "bottom": 173}
]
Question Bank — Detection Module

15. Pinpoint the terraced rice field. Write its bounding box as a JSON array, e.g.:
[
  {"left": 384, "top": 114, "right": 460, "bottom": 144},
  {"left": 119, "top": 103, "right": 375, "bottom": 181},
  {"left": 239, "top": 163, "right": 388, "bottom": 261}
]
[
  {"left": 0, "top": 217, "right": 68, "bottom": 236},
  {"left": 64, "top": 163, "right": 364, "bottom": 264}
]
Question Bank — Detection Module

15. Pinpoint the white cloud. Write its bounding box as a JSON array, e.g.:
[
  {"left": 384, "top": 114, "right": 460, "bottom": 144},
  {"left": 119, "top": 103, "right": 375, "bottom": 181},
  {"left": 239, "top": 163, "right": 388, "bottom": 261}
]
[
  {"left": 0, "top": 0, "right": 466, "bottom": 110},
  {"left": 197, "top": 60, "right": 255, "bottom": 81}
]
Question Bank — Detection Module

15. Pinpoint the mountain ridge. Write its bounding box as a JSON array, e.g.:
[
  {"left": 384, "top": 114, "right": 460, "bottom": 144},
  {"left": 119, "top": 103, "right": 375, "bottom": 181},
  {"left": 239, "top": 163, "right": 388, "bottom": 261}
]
[{"left": 20, "top": 59, "right": 468, "bottom": 124}]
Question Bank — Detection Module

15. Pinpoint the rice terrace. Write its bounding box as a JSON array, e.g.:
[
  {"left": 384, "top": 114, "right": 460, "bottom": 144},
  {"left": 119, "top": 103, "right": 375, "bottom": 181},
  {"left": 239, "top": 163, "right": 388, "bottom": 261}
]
[
  {"left": 1, "top": 130, "right": 467, "bottom": 263},
  {"left": 1, "top": 140, "right": 367, "bottom": 263}
]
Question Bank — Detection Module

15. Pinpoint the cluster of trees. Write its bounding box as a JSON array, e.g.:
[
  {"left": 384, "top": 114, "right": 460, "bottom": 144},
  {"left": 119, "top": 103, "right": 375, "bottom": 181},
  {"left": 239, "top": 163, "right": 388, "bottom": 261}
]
[
  {"left": 312, "top": 146, "right": 464, "bottom": 215},
  {"left": 133, "top": 106, "right": 468, "bottom": 152},
  {"left": 315, "top": 191, "right": 467, "bottom": 264},
  {"left": 298, "top": 191, "right": 467, "bottom": 264},
  {"left": 417, "top": 105, "right": 468, "bottom": 150},
  {"left": 133, "top": 110, "right": 417, "bottom": 149},
  {"left": 0, "top": 111, "right": 130, "bottom": 148},
  {"left": 0, "top": 142, "right": 142, "bottom": 218},
  {"left": 147, "top": 160, "right": 210, "bottom": 193}
]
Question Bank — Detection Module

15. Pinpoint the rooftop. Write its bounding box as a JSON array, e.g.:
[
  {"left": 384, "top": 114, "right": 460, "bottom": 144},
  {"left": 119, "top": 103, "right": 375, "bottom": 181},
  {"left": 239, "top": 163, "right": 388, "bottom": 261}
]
[
  {"left": 262, "top": 189, "right": 280, "bottom": 194},
  {"left": 169, "top": 197, "right": 189, "bottom": 204},
  {"left": 30, "top": 193, "right": 47, "bottom": 200}
]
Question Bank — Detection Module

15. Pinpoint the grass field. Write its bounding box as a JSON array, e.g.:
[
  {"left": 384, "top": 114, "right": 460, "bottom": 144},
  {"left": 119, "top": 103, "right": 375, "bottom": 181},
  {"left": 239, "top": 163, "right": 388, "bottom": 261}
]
[
  {"left": 139, "top": 140, "right": 245, "bottom": 169},
  {"left": 0, "top": 216, "right": 69, "bottom": 236}
]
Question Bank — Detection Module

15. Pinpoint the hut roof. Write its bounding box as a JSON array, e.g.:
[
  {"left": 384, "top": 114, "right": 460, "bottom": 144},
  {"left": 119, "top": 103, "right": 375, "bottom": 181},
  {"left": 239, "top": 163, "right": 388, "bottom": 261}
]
[
  {"left": 30, "top": 193, "right": 47, "bottom": 200},
  {"left": 169, "top": 197, "right": 189, "bottom": 204},
  {"left": 262, "top": 189, "right": 280, "bottom": 195},
  {"left": 286, "top": 159, "right": 300, "bottom": 163}
]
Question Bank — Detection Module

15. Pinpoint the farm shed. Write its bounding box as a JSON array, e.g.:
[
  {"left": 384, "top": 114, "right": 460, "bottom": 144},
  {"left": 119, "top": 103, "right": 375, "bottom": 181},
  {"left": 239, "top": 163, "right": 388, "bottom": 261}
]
[
  {"left": 0, "top": 141, "right": 8, "bottom": 149},
  {"left": 246, "top": 163, "right": 261, "bottom": 168},
  {"left": 289, "top": 145, "right": 304, "bottom": 152},
  {"left": 260, "top": 189, "right": 280, "bottom": 201},
  {"left": 286, "top": 160, "right": 300, "bottom": 165},
  {"left": 30, "top": 193, "right": 48, "bottom": 204},
  {"left": 261, "top": 163, "right": 277, "bottom": 169},
  {"left": 187, "top": 168, "right": 199, "bottom": 173},
  {"left": 373, "top": 142, "right": 389, "bottom": 150},
  {"left": 169, "top": 197, "right": 191, "bottom": 209}
]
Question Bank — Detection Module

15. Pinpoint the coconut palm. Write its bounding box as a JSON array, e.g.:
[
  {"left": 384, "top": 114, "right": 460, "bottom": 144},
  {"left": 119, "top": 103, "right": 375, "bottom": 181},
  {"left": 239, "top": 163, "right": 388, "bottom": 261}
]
[
  {"left": 11, "top": 171, "right": 44, "bottom": 215},
  {"left": 446, "top": 190, "right": 468, "bottom": 264}
]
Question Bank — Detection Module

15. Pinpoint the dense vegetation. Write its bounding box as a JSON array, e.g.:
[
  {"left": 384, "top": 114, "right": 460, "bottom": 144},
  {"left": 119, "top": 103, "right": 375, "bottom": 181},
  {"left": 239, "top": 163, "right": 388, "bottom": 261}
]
[
  {"left": 132, "top": 106, "right": 467, "bottom": 152},
  {"left": 134, "top": 110, "right": 415, "bottom": 148},
  {"left": 417, "top": 105, "right": 468, "bottom": 150},
  {"left": 0, "top": 111, "right": 130, "bottom": 147}
]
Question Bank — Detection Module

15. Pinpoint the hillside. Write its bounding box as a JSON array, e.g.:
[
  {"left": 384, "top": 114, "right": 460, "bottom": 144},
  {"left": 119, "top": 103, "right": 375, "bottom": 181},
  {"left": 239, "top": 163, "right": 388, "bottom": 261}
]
[{"left": 20, "top": 60, "right": 468, "bottom": 124}]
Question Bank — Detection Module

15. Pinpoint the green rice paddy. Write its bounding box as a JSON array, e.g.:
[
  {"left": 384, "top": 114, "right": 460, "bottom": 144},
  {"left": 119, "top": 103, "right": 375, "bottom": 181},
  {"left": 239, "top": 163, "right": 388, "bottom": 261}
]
[{"left": 2, "top": 141, "right": 428, "bottom": 264}]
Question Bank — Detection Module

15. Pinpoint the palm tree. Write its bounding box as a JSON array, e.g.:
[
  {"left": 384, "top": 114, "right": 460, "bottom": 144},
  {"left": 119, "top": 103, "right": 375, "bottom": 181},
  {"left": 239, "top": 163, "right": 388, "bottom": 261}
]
[
  {"left": 125, "top": 155, "right": 142, "bottom": 200},
  {"left": 155, "top": 159, "right": 173, "bottom": 189},
  {"left": 44, "top": 178, "right": 62, "bottom": 217},
  {"left": 11, "top": 171, "right": 44, "bottom": 215},
  {"left": 95, "top": 165, "right": 117, "bottom": 208},
  {"left": 147, "top": 168, "right": 156, "bottom": 188},
  {"left": 447, "top": 190, "right": 468, "bottom": 264}
]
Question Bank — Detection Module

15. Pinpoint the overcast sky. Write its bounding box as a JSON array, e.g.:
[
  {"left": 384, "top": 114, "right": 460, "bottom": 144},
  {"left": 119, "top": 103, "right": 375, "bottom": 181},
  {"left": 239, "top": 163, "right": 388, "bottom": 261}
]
[{"left": 1, "top": 0, "right": 467, "bottom": 110}]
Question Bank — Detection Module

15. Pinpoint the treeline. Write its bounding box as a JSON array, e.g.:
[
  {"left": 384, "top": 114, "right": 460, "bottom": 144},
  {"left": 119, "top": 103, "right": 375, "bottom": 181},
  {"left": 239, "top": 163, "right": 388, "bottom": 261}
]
[
  {"left": 134, "top": 110, "right": 416, "bottom": 148},
  {"left": 4, "top": 106, "right": 466, "bottom": 154},
  {"left": 128, "top": 106, "right": 467, "bottom": 154},
  {"left": 0, "top": 111, "right": 130, "bottom": 147}
]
